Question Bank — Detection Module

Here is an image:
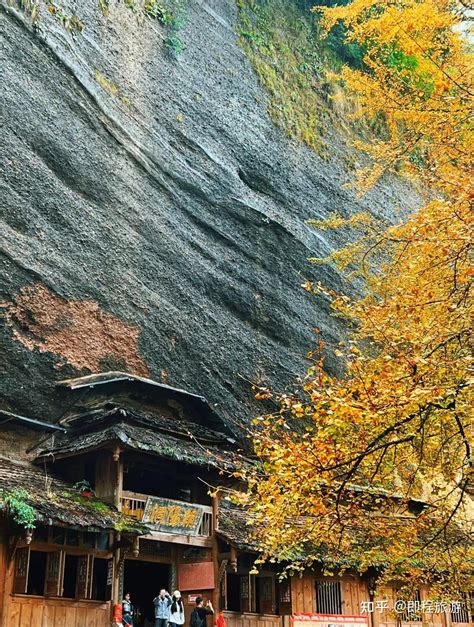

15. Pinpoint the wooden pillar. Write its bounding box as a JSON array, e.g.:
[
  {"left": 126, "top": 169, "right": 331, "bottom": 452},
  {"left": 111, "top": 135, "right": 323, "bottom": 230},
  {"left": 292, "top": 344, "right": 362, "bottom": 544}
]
[
  {"left": 230, "top": 546, "right": 238, "bottom": 572},
  {"left": 211, "top": 494, "right": 220, "bottom": 610},
  {"left": 95, "top": 448, "right": 123, "bottom": 507},
  {"left": 113, "top": 447, "right": 123, "bottom": 509},
  {"left": 112, "top": 532, "right": 121, "bottom": 607}
]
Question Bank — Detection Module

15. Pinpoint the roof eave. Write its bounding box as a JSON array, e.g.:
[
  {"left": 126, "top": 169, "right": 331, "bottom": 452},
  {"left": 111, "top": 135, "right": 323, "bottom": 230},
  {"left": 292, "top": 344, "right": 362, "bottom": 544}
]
[
  {"left": 215, "top": 529, "right": 258, "bottom": 553},
  {"left": 0, "top": 410, "right": 67, "bottom": 433},
  {"left": 56, "top": 371, "right": 207, "bottom": 403}
]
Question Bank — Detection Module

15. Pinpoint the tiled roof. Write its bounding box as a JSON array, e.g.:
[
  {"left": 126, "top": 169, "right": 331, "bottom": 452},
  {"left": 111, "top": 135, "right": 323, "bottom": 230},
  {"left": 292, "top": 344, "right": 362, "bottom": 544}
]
[
  {"left": 56, "top": 372, "right": 234, "bottom": 437},
  {"left": 34, "top": 406, "right": 243, "bottom": 471},
  {"left": 60, "top": 404, "right": 234, "bottom": 443},
  {"left": 217, "top": 500, "right": 261, "bottom": 551},
  {"left": 0, "top": 456, "right": 145, "bottom": 533},
  {"left": 216, "top": 502, "right": 473, "bottom": 573}
]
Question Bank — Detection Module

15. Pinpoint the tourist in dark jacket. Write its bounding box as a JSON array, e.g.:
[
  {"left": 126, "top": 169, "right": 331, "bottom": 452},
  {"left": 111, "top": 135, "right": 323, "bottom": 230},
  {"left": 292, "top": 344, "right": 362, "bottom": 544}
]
[{"left": 190, "top": 597, "right": 214, "bottom": 627}]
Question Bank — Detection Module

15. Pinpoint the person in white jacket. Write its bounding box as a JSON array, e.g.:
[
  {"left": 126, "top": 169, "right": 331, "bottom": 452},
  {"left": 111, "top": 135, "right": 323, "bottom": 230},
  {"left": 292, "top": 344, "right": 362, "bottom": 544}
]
[{"left": 169, "top": 591, "right": 185, "bottom": 627}]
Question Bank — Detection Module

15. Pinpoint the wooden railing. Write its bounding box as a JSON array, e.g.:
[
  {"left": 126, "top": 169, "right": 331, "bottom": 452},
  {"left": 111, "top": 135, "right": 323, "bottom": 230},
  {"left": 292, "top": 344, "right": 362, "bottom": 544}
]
[
  {"left": 120, "top": 491, "right": 213, "bottom": 537},
  {"left": 198, "top": 509, "right": 213, "bottom": 537},
  {"left": 121, "top": 491, "right": 147, "bottom": 521}
]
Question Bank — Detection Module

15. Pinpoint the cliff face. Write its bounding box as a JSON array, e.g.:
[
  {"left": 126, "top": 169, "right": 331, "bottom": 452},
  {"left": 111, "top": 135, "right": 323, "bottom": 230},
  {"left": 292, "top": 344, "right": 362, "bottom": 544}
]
[{"left": 0, "top": 0, "right": 416, "bottom": 429}]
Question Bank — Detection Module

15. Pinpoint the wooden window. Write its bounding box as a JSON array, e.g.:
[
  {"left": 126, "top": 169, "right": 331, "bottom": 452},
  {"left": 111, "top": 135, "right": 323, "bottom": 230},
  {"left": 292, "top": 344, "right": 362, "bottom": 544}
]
[
  {"left": 219, "top": 565, "right": 227, "bottom": 611},
  {"left": 13, "top": 547, "right": 109, "bottom": 601},
  {"left": 257, "top": 577, "right": 276, "bottom": 615},
  {"left": 396, "top": 589, "right": 422, "bottom": 622},
  {"left": 240, "top": 574, "right": 257, "bottom": 613},
  {"left": 26, "top": 551, "right": 48, "bottom": 596},
  {"left": 33, "top": 525, "right": 49, "bottom": 543},
  {"left": 62, "top": 554, "right": 79, "bottom": 598},
  {"left": 451, "top": 604, "right": 470, "bottom": 624},
  {"left": 14, "top": 548, "right": 62, "bottom": 597},
  {"left": 96, "top": 532, "right": 110, "bottom": 550},
  {"left": 140, "top": 539, "right": 171, "bottom": 557},
  {"left": 52, "top": 527, "right": 65, "bottom": 545},
  {"left": 316, "top": 580, "right": 343, "bottom": 614},
  {"left": 49, "top": 527, "right": 109, "bottom": 549},
  {"left": 278, "top": 579, "right": 292, "bottom": 616},
  {"left": 228, "top": 574, "right": 257, "bottom": 613},
  {"left": 451, "top": 593, "right": 472, "bottom": 624},
  {"left": 63, "top": 554, "right": 109, "bottom": 600},
  {"left": 106, "top": 558, "right": 114, "bottom": 600},
  {"left": 75, "top": 554, "right": 93, "bottom": 599},
  {"left": 82, "top": 532, "right": 96, "bottom": 549},
  {"left": 44, "top": 551, "right": 64, "bottom": 596},
  {"left": 240, "top": 574, "right": 251, "bottom": 612},
  {"left": 65, "top": 529, "right": 79, "bottom": 546},
  {"left": 13, "top": 547, "right": 30, "bottom": 594},
  {"left": 91, "top": 557, "right": 109, "bottom": 601},
  {"left": 226, "top": 573, "right": 241, "bottom": 612}
]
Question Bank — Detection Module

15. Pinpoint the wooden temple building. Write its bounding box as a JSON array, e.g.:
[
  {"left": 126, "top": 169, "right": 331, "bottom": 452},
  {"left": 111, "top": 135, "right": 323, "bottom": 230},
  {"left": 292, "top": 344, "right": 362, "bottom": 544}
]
[{"left": 0, "top": 372, "right": 472, "bottom": 627}]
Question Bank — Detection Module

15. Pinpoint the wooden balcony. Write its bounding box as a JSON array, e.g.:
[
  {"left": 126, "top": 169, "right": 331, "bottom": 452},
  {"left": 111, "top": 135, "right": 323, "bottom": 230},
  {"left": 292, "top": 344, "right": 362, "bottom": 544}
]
[
  {"left": 120, "top": 491, "right": 213, "bottom": 542},
  {"left": 120, "top": 491, "right": 147, "bottom": 522}
]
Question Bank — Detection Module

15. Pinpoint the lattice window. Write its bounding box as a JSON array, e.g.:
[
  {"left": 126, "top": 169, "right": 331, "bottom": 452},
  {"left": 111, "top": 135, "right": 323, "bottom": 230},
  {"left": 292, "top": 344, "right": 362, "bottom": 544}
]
[
  {"left": 396, "top": 589, "right": 422, "bottom": 622},
  {"left": 139, "top": 539, "right": 171, "bottom": 557},
  {"left": 279, "top": 579, "right": 291, "bottom": 604},
  {"left": 451, "top": 593, "right": 473, "bottom": 624},
  {"left": 278, "top": 579, "right": 292, "bottom": 616},
  {"left": 316, "top": 580, "right": 343, "bottom": 614}
]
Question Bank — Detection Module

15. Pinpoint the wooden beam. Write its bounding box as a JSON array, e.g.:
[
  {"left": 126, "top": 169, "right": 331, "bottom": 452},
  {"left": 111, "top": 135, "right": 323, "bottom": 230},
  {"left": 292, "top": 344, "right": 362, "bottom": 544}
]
[{"left": 144, "top": 531, "right": 213, "bottom": 548}]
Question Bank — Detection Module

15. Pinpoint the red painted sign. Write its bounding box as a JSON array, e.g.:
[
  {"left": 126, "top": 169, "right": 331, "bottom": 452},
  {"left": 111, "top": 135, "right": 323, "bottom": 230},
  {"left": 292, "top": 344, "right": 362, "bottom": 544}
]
[
  {"left": 178, "top": 562, "right": 214, "bottom": 591},
  {"left": 292, "top": 615, "right": 369, "bottom": 627}
]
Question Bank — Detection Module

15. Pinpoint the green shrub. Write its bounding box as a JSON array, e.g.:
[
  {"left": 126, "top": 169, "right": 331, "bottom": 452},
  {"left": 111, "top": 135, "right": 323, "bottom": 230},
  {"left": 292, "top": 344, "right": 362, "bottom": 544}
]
[
  {"left": 237, "top": 0, "right": 328, "bottom": 152},
  {"left": 1, "top": 490, "right": 36, "bottom": 529}
]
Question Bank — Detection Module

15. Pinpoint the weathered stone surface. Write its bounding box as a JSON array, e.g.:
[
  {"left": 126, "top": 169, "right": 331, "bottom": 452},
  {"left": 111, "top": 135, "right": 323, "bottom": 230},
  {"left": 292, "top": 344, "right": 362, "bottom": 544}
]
[{"left": 0, "top": 0, "right": 417, "bottom": 431}]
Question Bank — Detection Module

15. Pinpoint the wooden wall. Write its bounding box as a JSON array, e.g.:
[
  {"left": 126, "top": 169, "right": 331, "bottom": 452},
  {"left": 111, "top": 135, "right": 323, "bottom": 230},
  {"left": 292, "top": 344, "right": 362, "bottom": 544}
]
[
  {"left": 0, "top": 531, "right": 7, "bottom": 625},
  {"left": 341, "top": 579, "right": 368, "bottom": 615},
  {"left": 372, "top": 586, "right": 473, "bottom": 627},
  {"left": 291, "top": 575, "right": 367, "bottom": 615},
  {"left": 6, "top": 596, "right": 110, "bottom": 627},
  {"left": 291, "top": 575, "right": 316, "bottom": 613},
  {"left": 0, "top": 529, "right": 111, "bottom": 627}
]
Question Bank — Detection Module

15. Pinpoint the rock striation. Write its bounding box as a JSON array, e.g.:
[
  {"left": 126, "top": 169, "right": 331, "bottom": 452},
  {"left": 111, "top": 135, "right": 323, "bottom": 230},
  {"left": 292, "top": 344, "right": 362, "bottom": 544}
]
[{"left": 0, "top": 0, "right": 418, "bottom": 431}]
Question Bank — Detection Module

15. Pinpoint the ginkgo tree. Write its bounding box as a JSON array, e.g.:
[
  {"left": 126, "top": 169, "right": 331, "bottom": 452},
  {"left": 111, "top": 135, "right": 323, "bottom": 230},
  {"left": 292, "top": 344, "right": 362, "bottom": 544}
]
[{"left": 235, "top": 0, "right": 473, "bottom": 597}]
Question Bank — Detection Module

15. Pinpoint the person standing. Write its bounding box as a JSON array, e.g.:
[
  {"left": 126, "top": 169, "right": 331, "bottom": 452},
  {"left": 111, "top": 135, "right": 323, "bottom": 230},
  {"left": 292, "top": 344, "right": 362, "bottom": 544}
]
[
  {"left": 154, "top": 589, "right": 171, "bottom": 627},
  {"left": 122, "top": 592, "right": 134, "bottom": 627},
  {"left": 169, "top": 590, "right": 185, "bottom": 627},
  {"left": 190, "top": 597, "right": 214, "bottom": 627}
]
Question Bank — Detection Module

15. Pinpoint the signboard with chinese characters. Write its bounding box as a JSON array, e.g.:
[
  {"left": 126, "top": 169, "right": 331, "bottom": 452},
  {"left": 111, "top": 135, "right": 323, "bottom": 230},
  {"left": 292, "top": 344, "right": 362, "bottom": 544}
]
[
  {"left": 142, "top": 497, "right": 205, "bottom": 535},
  {"left": 292, "top": 614, "right": 369, "bottom": 627}
]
